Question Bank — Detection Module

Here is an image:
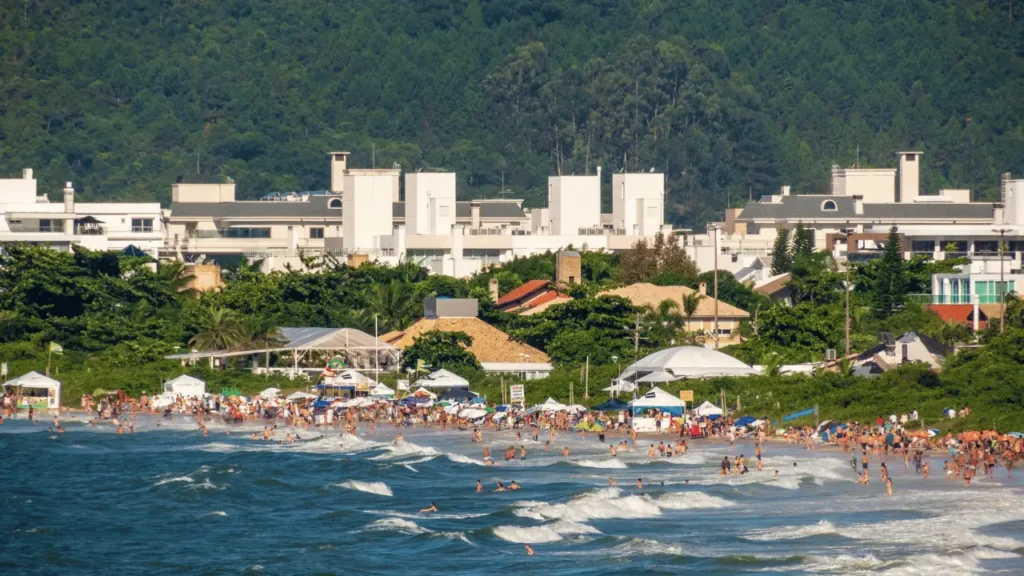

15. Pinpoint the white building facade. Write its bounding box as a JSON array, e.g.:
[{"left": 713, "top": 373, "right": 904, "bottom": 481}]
[{"left": 0, "top": 169, "right": 163, "bottom": 255}]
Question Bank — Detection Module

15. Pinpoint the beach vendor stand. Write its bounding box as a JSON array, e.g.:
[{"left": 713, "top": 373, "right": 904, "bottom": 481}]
[
  {"left": 163, "top": 375, "right": 206, "bottom": 398},
  {"left": 8, "top": 371, "right": 61, "bottom": 411},
  {"left": 629, "top": 387, "right": 686, "bottom": 432}
]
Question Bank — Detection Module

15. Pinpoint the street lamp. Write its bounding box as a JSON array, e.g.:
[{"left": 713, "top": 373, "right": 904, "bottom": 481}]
[{"left": 993, "top": 228, "right": 1012, "bottom": 333}]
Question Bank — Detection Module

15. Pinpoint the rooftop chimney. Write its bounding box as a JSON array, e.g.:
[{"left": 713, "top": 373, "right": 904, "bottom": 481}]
[
  {"left": 63, "top": 182, "right": 75, "bottom": 213},
  {"left": 781, "top": 185, "right": 791, "bottom": 196},
  {"left": 897, "top": 151, "right": 922, "bottom": 203},
  {"left": 489, "top": 277, "right": 499, "bottom": 303},
  {"left": 853, "top": 194, "right": 864, "bottom": 215},
  {"left": 328, "top": 151, "right": 350, "bottom": 194},
  {"left": 698, "top": 282, "right": 707, "bottom": 295},
  {"left": 470, "top": 201, "right": 481, "bottom": 229},
  {"left": 23, "top": 168, "right": 33, "bottom": 180}
]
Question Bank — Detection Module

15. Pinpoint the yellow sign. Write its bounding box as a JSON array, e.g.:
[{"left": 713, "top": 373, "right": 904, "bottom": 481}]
[{"left": 679, "top": 390, "right": 694, "bottom": 402}]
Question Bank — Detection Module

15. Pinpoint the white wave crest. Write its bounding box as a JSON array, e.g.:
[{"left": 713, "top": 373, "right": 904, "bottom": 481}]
[
  {"left": 446, "top": 453, "right": 486, "bottom": 466},
  {"left": 369, "top": 441, "right": 440, "bottom": 461},
  {"left": 493, "top": 525, "right": 564, "bottom": 543},
  {"left": 200, "top": 511, "right": 228, "bottom": 518},
  {"left": 575, "top": 458, "right": 628, "bottom": 469},
  {"left": 746, "top": 520, "right": 838, "bottom": 541},
  {"left": 368, "top": 510, "right": 488, "bottom": 520},
  {"left": 154, "top": 476, "right": 193, "bottom": 486},
  {"left": 613, "top": 537, "right": 684, "bottom": 556},
  {"left": 337, "top": 480, "right": 393, "bottom": 497},
  {"left": 366, "top": 517, "right": 429, "bottom": 535},
  {"left": 513, "top": 488, "right": 662, "bottom": 523},
  {"left": 656, "top": 492, "right": 735, "bottom": 510}
]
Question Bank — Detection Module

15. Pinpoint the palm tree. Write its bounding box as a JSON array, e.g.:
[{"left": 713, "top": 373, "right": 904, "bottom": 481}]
[
  {"left": 238, "top": 316, "right": 286, "bottom": 350},
  {"left": 364, "top": 280, "right": 419, "bottom": 332},
  {"left": 760, "top": 353, "right": 785, "bottom": 377},
  {"left": 681, "top": 292, "right": 705, "bottom": 321},
  {"left": 189, "top": 307, "right": 245, "bottom": 351},
  {"left": 157, "top": 260, "right": 197, "bottom": 302}
]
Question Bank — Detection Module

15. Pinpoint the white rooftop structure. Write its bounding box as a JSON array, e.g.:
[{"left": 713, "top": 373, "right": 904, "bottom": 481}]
[
  {"left": 163, "top": 375, "right": 206, "bottom": 397},
  {"left": 414, "top": 368, "right": 470, "bottom": 389},
  {"left": 7, "top": 371, "right": 61, "bottom": 410},
  {"left": 621, "top": 346, "right": 759, "bottom": 381},
  {"left": 629, "top": 387, "right": 686, "bottom": 410}
]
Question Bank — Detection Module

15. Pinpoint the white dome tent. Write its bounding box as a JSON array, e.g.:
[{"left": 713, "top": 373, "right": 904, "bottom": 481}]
[
  {"left": 414, "top": 368, "right": 470, "bottom": 389},
  {"left": 630, "top": 387, "right": 687, "bottom": 416},
  {"left": 620, "top": 346, "right": 758, "bottom": 382},
  {"left": 694, "top": 400, "right": 724, "bottom": 417},
  {"left": 162, "top": 375, "right": 206, "bottom": 398}
]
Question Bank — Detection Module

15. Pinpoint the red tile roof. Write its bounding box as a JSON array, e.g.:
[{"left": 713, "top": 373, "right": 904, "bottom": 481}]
[
  {"left": 927, "top": 304, "right": 988, "bottom": 330},
  {"left": 497, "top": 279, "right": 550, "bottom": 307}
]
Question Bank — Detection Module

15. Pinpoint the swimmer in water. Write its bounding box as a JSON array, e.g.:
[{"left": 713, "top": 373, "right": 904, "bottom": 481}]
[
  {"left": 562, "top": 446, "right": 570, "bottom": 457},
  {"left": 420, "top": 502, "right": 438, "bottom": 513},
  {"left": 509, "top": 480, "right": 520, "bottom": 491},
  {"left": 476, "top": 480, "right": 482, "bottom": 493},
  {"left": 495, "top": 482, "right": 506, "bottom": 492},
  {"left": 885, "top": 476, "right": 893, "bottom": 496},
  {"left": 636, "top": 478, "right": 643, "bottom": 489},
  {"left": 525, "top": 544, "right": 535, "bottom": 556},
  {"left": 608, "top": 477, "right": 616, "bottom": 487},
  {"left": 394, "top": 433, "right": 404, "bottom": 444}
]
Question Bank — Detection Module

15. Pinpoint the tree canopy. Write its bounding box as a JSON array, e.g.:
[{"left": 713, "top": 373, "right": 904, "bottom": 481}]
[{"left": 1, "top": 1, "right": 1021, "bottom": 229}]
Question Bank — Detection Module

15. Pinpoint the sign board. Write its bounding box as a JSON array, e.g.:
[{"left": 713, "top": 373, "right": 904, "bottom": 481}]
[
  {"left": 509, "top": 384, "right": 525, "bottom": 403},
  {"left": 397, "top": 379, "right": 410, "bottom": 391},
  {"left": 679, "top": 390, "right": 694, "bottom": 402}
]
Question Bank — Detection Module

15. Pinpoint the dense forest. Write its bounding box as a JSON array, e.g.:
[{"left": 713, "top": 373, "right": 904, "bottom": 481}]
[{"left": 1, "top": 1, "right": 1022, "bottom": 226}]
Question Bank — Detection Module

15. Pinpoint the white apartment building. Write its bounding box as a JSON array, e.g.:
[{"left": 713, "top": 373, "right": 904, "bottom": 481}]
[
  {"left": 0, "top": 169, "right": 163, "bottom": 255},
  {"left": 689, "top": 151, "right": 1024, "bottom": 283},
  {"left": 164, "top": 153, "right": 671, "bottom": 275}
]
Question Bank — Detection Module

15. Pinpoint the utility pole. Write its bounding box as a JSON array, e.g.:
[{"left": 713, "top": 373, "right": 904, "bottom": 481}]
[
  {"left": 994, "top": 228, "right": 1011, "bottom": 333},
  {"left": 842, "top": 229, "right": 853, "bottom": 356},
  {"left": 711, "top": 224, "right": 720, "bottom": 349}
]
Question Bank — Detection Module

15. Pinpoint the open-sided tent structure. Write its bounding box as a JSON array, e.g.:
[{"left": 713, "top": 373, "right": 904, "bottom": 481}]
[
  {"left": 370, "top": 383, "right": 395, "bottom": 397},
  {"left": 629, "top": 387, "right": 686, "bottom": 416},
  {"left": 7, "top": 371, "right": 61, "bottom": 409},
  {"left": 414, "top": 368, "right": 470, "bottom": 389},
  {"left": 620, "top": 346, "right": 758, "bottom": 382},
  {"left": 163, "top": 375, "right": 206, "bottom": 397},
  {"left": 286, "top": 391, "right": 317, "bottom": 401},
  {"left": 259, "top": 387, "right": 281, "bottom": 399},
  {"left": 165, "top": 326, "right": 400, "bottom": 374}
]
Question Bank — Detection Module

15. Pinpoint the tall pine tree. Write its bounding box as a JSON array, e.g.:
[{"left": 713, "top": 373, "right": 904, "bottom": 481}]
[
  {"left": 873, "top": 225, "right": 906, "bottom": 317},
  {"left": 792, "top": 221, "right": 814, "bottom": 260},
  {"left": 770, "top": 228, "right": 792, "bottom": 275}
]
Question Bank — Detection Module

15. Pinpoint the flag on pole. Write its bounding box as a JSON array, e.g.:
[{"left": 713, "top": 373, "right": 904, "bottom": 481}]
[
  {"left": 321, "top": 367, "right": 336, "bottom": 377},
  {"left": 49, "top": 342, "right": 64, "bottom": 354}
]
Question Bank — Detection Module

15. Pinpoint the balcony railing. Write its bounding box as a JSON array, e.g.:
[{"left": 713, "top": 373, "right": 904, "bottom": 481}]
[{"left": 908, "top": 293, "right": 1008, "bottom": 305}]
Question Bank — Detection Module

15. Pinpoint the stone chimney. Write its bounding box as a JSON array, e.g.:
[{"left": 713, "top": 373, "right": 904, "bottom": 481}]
[
  {"left": 698, "top": 282, "right": 707, "bottom": 295},
  {"left": 489, "top": 277, "right": 499, "bottom": 303},
  {"left": 328, "top": 151, "right": 350, "bottom": 193}
]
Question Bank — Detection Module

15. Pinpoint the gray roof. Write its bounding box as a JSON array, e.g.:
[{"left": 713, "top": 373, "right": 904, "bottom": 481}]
[
  {"left": 172, "top": 199, "right": 525, "bottom": 220},
  {"left": 737, "top": 195, "right": 993, "bottom": 221}
]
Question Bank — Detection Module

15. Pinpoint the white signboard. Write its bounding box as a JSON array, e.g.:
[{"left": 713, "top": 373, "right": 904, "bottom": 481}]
[
  {"left": 397, "top": 379, "right": 410, "bottom": 391},
  {"left": 509, "top": 384, "right": 525, "bottom": 403}
]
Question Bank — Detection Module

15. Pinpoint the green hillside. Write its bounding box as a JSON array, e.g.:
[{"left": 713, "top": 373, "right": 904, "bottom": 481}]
[{"left": 1, "top": 0, "right": 1021, "bottom": 226}]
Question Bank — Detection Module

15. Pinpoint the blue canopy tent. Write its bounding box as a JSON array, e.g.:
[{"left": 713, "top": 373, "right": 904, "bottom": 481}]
[
  {"left": 734, "top": 416, "right": 758, "bottom": 428},
  {"left": 469, "top": 397, "right": 487, "bottom": 405},
  {"left": 312, "top": 400, "right": 332, "bottom": 408},
  {"left": 591, "top": 398, "right": 629, "bottom": 412},
  {"left": 402, "top": 396, "right": 432, "bottom": 406}
]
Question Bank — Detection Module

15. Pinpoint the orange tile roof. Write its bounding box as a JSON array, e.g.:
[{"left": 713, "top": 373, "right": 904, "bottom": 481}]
[
  {"left": 497, "top": 279, "right": 550, "bottom": 307},
  {"left": 598, "top": 283, "right": 749, "bottom": 318},
  {"left": 381, "top": 317, "right": 550, "bottom": 364}
]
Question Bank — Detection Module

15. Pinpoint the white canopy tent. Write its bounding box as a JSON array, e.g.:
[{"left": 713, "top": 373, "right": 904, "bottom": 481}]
[
  {"left": 694, "top": 400, "right": 724, "bottom": 417},
  {"left": 411, "top": 387, "right": 438, "bottom": 400},
  {"left": 621, "top": 346, "right": 758, "bottom": 381},
  {"left": 629, "top": 387, "right": 686, "bottom": 416},
  {"left": 163, "top": 375, "right": 206, "bottom": 397},
  {"left": 538, "top": 397, "right": 567, "bottom": 411},
  {"left": 286, "top": 391, "right": 317, "bottom": 401},
  {"left": 370, "top": 383, "right": 395, "bottom": 397},
  {"left": 258, "top": 387, "right": 281, "bottom": 399},
  {"left": 414, "top": 368, "right": 470, "bottom": 389},
  {"left": 636, "top": 371, "right": 679, "bottom": 384},
  {"left": 7, "top": 371, "right": 61, "bottom": 410}
]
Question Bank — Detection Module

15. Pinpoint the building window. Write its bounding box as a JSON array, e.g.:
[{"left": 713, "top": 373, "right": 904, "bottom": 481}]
[
  {"left": 224, "top": 227, "right": 271, "bottom": 238},
  {"left": 309, "top": 227, "right": 324, "bottom": 239},
  {"left": 821, "top": 200, "right": 838, "bottom": 211},
  {"left": 974, "top": 240, "right": 999, "bottom": 254},
  {"left": 39, "top": 219, "right": 64, "bottom": 233},
  {"left": 131, "top": 218, "right": 154, "bottom": 233},
  {"left": 329, "top": 198, "right": 342, "bottom": 209},
  {"left": 911, "top": 240, "right": 935, "bottom": 253}
]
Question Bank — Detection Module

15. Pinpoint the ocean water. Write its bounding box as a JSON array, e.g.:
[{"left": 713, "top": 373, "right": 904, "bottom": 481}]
[{"left": 2, "top": 415, "right": 1023, "bottom": 575}]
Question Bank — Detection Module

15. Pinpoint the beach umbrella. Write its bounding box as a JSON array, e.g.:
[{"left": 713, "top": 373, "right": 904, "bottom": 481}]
[
  {"left": 485, "top": 407, "right": 496, "bottom": 414},
  {"left": 438, "top": 401, "right": 452, "bottom": 407}
]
